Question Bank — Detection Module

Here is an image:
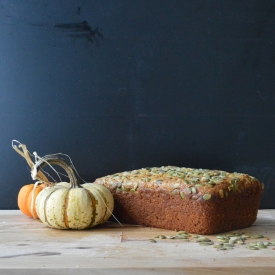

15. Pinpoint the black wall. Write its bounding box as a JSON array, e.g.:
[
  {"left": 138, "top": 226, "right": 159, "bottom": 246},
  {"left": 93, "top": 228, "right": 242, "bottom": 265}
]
[{"left": 1, "top": 1, "right": 275, "bottom": 209}]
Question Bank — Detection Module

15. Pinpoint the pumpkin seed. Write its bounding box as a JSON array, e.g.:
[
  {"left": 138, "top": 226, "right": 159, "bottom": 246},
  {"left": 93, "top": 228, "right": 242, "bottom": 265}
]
[
  {"left": 218, "top": 247, "right": 228, "bottom": 251},
  {"left": 218, "top": 239, "right": 229, "bottom": 243},
  {"left": 175, "top": 235, "right": 188, "bottom": 239},
  {"left": 180, "top": 191, "right": 185, "bottom": 200},
  {"left": 186, "top": 187, "right": 192, "bottom": 194},
  {"left": 251, "top": 235, "right": 265, "bottom": 239},
  {"left": 203, "top": 194, "right": 211, "bottom": 200},
  {"left": 196, "top": 237, "right": 210, "bottom": 242},
  {"left": 171, "top": 189, "right": 179, "bottom": 195},
  {"left": 258, "top": 244, "right": 267, "bottom": 248},
  {"left": 216, "top": 235, "right": 227, "bottom": 239},
  {"left": 111, "top": 182, "right": 118, "bottom": 188},
  {"left": 219, "top": 189, "right": 224, "bottom": 198},
  {"left": 173, "top": 183, "right": 180, "bottom": 188},
  {"left": 177, "top": 231, "right": 188, "bottom": 235},
  {"left": 149, "top": 239, "right": 157, "bottom": 243},
  {"left": 207, "top": 181, "right": 216, "bottom": 187},
  {"left": 247, "top": 246, "right": 259, "bottom": 250},
  {"left": 116, "top": 182, "right": 122, "bottom": 188},
  {"left": 199, "top": 242, "right": 213, "bottom": 246},
  {"left": 195, "top": 184, "right": 203, "bottom": 187},
  {"left": 229, "top": 236, "right": 239, "bottom": 241}
]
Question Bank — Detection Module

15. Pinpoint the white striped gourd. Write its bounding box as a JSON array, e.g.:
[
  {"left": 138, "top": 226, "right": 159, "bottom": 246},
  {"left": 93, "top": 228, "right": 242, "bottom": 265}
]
[{"left": 34, "top": 156, "right": 114, "bottom": 229}]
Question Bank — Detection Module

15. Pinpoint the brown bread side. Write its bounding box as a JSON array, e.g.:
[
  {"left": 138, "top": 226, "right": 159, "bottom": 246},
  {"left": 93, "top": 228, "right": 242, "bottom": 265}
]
[{"left": 95, "top": 166, "right": 264, "bottom": 234}]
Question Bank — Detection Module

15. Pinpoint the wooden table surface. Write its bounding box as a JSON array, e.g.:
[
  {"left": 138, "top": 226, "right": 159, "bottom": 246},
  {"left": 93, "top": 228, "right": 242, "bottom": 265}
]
[{"left": 0, "top": 210, "right": 275, "bottom": 274}]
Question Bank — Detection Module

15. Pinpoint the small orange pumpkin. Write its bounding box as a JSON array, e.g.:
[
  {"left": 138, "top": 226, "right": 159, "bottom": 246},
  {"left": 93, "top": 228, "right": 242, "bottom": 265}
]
[{"left": 18, "top": 183, "right": 46, "bottom": 218}]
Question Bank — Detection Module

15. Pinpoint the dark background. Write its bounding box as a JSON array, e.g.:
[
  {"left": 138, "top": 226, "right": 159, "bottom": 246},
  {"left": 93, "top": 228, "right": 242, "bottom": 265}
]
[{"left": 1, "top": 1, "right": 275, "bottom": 209}]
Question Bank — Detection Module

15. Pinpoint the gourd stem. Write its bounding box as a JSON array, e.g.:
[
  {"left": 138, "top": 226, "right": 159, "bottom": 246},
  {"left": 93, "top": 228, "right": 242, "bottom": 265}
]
[{"left": 33, "top": 155, "right": 82, "bottom": 188}]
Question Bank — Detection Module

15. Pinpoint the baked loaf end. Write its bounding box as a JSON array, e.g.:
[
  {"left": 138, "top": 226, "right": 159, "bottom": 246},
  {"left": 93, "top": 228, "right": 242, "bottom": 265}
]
[{"left": 95, "top": 166, "right": 264, "bottom": 234}]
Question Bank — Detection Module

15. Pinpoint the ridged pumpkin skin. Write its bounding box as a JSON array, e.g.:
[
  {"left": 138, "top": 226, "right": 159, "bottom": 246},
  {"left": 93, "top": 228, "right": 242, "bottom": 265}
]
[
  {"left": 18, "top": 183, "right": 45, "bottom": 218},
  {"left": 33, "top": 156, "right": 114, "bottom": 230},
  {"left": 36, "top": 183, "right": 114, "bottom": 229}
]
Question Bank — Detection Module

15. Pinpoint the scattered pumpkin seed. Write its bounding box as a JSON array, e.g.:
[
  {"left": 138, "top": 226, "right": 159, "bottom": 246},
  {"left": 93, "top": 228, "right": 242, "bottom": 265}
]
[
  {"left": 177, "top": 231, "right": 188, "bottom": 235},
  {"left": 199, "top": 242, "right": 214, "bottom": 246},
  {"left": 258, "top": 244, "right": 267, "bottom": 248},
  {"left": 196, "top": 237, "right": 210, "bottom": 242},
  {"left": 251, "top": 235, "right": 265, "bottom": 239},
  {"left": 166, "top": 236, "right": 175, "bottom": 239},
  {"left": 149, "top": 239, "right": 157, "bottom": 243},
  {"left": 219, "top": 189, "right": 224, "bottom": 198},
  {"left": 237, "top": 240, "right": 245, "bottom": 245},
  {"left": 175, "top": 235, "right": 188, "bottom": 239},
  {"left": 247, "top": 246, "right": 259, "bottom": 250}
]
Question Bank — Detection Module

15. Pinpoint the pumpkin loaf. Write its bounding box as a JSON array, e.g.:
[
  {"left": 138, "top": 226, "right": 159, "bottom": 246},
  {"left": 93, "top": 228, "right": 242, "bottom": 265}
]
[{"left": 95, "top": 166, "right": 264, "bottom": 234}]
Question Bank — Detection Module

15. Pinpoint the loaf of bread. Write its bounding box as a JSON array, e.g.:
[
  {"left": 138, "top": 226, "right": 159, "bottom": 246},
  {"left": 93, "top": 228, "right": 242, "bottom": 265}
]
[{"left": 95, "top": 166, "right": 264, "bottom": 234}]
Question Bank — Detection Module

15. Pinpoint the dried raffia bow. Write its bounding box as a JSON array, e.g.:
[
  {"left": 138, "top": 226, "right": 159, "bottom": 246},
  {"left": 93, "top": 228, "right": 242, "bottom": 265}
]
[{"left": 12, "top": 140, "right": 53, "bottom": 219}]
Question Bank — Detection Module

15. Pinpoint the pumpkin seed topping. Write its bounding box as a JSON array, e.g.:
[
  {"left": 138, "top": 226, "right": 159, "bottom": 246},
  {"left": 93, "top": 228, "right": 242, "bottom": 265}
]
[
  {"left": 180, "top": 191, "right": 185, "bottom": 200},
  {"left": 171, "top": 189, "right": 179, "bottom": 195},
  {"left": 99, "top": 165, "right": 262, "bottom": 204},
  {"left": 173, "top": 183, "right": 180, "bottom": 188},
  {"left": 203, "top": 194, "right": 211, "bottom": 200}
]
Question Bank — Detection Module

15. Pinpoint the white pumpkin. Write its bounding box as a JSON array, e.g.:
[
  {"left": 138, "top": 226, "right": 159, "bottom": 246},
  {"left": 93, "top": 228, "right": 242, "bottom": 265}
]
[{"left": 33, "top": 156, "right": 114, "bottom": 229}]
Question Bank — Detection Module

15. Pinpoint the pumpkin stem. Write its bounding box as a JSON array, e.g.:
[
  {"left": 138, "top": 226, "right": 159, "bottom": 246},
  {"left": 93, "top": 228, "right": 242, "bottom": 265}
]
[
  {"left": 12, "top": 140, "right": 50, "bottom": 183},
  {"left": 32, "top": 155, "right": 82, "bottom": 188}
]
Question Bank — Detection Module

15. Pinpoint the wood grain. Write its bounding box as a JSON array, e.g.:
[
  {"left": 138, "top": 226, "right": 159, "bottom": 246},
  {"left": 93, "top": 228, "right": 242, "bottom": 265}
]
[{"left": 0, "top": 210, "right": 275, "bottom": 274}]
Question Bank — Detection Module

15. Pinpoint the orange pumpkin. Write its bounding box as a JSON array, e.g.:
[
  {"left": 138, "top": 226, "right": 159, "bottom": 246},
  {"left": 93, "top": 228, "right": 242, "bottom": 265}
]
[{"left": 18, "top": 183, "right": 46, "bottom": 218}]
